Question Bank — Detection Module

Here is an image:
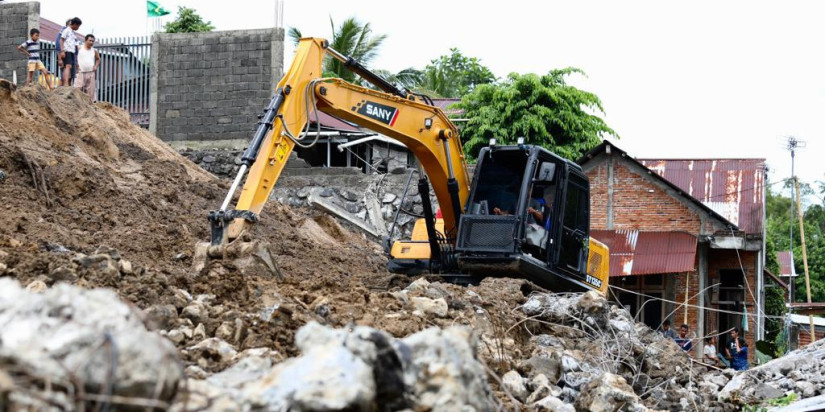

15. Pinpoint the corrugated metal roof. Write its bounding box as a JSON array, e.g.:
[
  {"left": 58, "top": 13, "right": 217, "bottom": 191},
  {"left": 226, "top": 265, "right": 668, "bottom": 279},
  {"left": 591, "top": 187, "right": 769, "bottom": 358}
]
[
  {"left": 638, "top": 159, "right": 766, "bottom": 234},
  {"left": 308, "top": 111, "right": 363, "bottom": 133},
  {"left": 591, "top": 230, "right": 697, "bottom": 277},
  {"left": 431, "top": 98, "right": 463, "bottom": 116},
  {"left": 778, "top": 251, "right": 794, "bottom": 277}
]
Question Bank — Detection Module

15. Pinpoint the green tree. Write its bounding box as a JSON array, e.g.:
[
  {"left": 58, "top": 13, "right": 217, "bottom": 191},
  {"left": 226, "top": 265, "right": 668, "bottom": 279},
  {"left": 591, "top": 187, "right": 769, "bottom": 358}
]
[
  {"left": 165, "top": 7, "right": 214, "bottom": 33},
  {"left": 456, "top": 68, "right": 616, "bottom": 160},
  {"left": 765, "top": 183, "right": 825, "bottom": 303},
  {"left": 417, "top": 48, "right": 495, "bottom": 98},
  {"left": 764, "top": 236, "right": 786, "bottom": 344},
  {"left": 371, "top": 68, "right": 424, "bottom": 90},
  {"left": 289, "top": 17, "right": 387, "bottom": 83}
]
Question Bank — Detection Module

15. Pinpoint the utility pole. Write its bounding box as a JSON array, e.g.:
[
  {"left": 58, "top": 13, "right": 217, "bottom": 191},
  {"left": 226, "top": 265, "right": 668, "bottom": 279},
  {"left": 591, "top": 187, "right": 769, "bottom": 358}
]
[
  {"left": 794, "top": 178, "right": 817, "bottom": 343},
  {"left": 785, "top": 136, "right": 805, "bottom": 350},
  {"left": 786, "top": 137, "right": 805, "bottom": 306}
]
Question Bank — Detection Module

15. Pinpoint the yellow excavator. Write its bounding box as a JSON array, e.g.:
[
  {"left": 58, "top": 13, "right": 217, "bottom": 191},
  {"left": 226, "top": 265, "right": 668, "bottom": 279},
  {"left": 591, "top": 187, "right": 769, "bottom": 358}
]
[{"left": 205, "top": 38, "right": 609, "bottom": 295}]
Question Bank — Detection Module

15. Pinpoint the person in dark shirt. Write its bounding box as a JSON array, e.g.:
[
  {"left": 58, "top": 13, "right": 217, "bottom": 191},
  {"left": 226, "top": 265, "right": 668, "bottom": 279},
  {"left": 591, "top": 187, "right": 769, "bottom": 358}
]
[
  {"left": 659, "top": 320, "right": 677, "bottom": 339},
  {"left": 674, "top": 324, "right": 694, "bottom": 352},
  {"left": 725, "top": 328, "right": 749, "bottom": 371}
]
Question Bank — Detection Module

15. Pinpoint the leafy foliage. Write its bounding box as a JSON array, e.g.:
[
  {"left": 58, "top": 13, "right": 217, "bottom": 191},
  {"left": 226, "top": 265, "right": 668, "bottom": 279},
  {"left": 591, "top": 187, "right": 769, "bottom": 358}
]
[
  {"left": 288, "top": 17, "right": 387, "bottom": 83},
  {"left": 764, "top": 236, "right": 786, "bottom": 343},
  {"left": 415, "top": 48, "right": 495, "bottom": 98},
  {"left": 164, "top": 7, "right": 214, "bottom": 33},
  {"left": 456, "top": 69, "right": 616, "bottom": 160},
  {"left": 765, "top": 183, "right": 825, "bottom": 304}
]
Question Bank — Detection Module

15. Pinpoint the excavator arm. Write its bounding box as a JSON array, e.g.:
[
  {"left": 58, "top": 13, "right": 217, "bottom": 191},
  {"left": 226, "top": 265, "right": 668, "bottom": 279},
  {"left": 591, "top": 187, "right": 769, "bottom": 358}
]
[{"left": 209, "top": 37, "right": 470, "bottom": 250}]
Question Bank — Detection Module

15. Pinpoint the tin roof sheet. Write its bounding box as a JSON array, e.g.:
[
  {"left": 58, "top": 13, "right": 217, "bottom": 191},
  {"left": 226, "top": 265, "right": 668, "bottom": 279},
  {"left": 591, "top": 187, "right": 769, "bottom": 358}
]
[
  {"left": 591, "top": 230, "right": 697, "bottom": 277},
  {"left": 638, "top": 159, "right": 766, "bottom": 234}
]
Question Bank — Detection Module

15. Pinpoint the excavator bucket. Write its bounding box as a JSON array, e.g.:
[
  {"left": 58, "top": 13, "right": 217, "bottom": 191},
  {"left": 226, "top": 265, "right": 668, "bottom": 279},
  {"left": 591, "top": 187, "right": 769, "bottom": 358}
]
[{"left": 192, "top": 234, "right": 282, "bottom": 280}]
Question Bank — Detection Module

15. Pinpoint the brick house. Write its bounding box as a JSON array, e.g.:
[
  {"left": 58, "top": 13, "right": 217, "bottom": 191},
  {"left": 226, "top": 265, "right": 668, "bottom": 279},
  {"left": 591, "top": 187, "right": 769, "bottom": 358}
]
[{"left": 579, "top": 142, "right": 767, "bottom": 360}]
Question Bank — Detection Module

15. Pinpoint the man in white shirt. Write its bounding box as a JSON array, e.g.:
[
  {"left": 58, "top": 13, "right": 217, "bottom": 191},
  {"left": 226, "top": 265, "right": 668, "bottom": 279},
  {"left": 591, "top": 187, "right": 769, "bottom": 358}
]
[
  {"left": 59, "top": 17, "right": 82, "bottom": 86},
  {"left": 75, "top": 34, "right": 100, "bottom": 100},
  {"left": 703, "top": 335, "right": 730, "bottom": 368}
]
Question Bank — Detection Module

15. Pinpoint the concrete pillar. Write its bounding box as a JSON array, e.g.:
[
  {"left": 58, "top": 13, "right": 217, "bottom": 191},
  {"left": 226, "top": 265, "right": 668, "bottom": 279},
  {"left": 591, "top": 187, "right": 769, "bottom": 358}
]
[
  {"left": 696, "top": 241, "right": 708, "bottom": 358},
  {"left": 149, "top": 33, "right": 159, "bottom": 135}
]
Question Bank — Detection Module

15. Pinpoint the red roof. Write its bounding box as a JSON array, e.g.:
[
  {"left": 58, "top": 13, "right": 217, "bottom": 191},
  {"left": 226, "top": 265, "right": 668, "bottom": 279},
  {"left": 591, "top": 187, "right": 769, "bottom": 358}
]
[
  {"left": 591, "top": 230, "right": 697, "bottom": 277},
  {"left": 638, "top": 159, "right": 766, "bottom": 235},
  {"left": 307, "top": 111, "right": 362, "bottom": 133},
  {"left": 39, "top": 17, "right": 84, "bottom": 45},
  {"left": 778, "top": 251, "right": 794, "bottom": 277},
  {"left": 431, "top": 98, "right": 463, "bottom": 117}
]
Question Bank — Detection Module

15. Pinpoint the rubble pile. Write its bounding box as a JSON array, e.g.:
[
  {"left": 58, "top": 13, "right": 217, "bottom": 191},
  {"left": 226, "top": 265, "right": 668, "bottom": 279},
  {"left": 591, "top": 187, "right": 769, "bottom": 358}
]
[
  {"left": 512, "top": 291, "right": 736, "bottom": 411},
  {"left": 3, "top": 82, "right": 825, "bottom": 412}
]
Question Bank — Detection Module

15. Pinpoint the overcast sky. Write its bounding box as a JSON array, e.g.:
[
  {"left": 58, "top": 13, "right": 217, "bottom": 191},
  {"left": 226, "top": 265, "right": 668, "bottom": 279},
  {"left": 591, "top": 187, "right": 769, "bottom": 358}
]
[{"left": 26, "top": 0, "right": 825, "bottom": 201}]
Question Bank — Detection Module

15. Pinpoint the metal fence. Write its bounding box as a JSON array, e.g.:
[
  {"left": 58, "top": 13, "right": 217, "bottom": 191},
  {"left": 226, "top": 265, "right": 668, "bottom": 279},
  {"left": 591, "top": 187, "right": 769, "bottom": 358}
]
[{"left": 38, "top": 36, "right": 152, "bottom": 128}]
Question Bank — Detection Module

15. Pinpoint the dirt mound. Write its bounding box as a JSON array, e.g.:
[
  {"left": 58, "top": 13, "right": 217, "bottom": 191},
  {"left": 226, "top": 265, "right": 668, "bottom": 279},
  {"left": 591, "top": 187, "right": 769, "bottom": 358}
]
[{"left": 0, "top": 82, "right": 393, "bottom": 354}]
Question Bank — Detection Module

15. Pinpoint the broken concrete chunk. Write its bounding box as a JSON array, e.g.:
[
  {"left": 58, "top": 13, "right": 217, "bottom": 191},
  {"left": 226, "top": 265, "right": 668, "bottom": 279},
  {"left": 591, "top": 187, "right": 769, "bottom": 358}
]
[
  {"left": 533, "top": 395, "right": 574, "bottom": 412},
  {"left": 575, "top": 373, "right": 648, "bottom": 412},
  {"left": 410, "top": 296, "right": 448, "bottom": 317},
  {"left": 0, "top": 279, "right": 181, "bottom": 403},
  {"left": 502, "top": 370, "right": 528, "bottom": 401}
]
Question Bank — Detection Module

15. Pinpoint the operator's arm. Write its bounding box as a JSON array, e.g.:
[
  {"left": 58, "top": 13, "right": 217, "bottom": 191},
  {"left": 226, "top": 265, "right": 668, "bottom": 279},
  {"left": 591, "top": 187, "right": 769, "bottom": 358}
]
[{"left": 527, "top": 207, "right": 543, "bottom": 222}]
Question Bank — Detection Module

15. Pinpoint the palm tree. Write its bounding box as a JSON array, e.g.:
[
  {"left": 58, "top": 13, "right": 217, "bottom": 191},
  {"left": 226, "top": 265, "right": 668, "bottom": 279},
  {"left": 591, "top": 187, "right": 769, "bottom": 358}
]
[{"left": 288, "top": 17, "right": 387, "bottom": 83}]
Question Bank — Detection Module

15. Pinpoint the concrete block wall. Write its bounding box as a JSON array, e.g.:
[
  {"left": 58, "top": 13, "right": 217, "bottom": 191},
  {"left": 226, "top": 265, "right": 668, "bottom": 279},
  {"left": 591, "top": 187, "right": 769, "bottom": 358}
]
[
  {"left": 0, "top": 2, "right": 40, "bottom": 82},
  {"left": 150, "top": 28, "right": 284, "bottom": 147}
]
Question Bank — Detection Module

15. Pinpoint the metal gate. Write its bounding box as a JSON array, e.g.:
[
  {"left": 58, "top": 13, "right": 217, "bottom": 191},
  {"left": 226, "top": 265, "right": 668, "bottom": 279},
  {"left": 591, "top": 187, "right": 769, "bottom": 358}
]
[{"left": 38, "top": 36, "right": 152, "bottom": 128}]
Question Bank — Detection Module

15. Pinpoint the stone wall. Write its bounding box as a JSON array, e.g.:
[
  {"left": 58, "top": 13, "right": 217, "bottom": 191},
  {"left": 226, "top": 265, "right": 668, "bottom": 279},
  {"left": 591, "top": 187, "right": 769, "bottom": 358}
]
[
  {"left": 0, "top": 2, "right": 40, "bottom": 82},
  {"left": 150, "top": 28, "right": 284, "bottom": 147}
]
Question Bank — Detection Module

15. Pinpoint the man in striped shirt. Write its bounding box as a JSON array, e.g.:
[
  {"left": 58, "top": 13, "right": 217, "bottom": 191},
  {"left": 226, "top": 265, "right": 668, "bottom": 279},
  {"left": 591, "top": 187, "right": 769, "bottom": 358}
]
[{"left": 17, "top": 28, "right": 53, "bottom": 90}]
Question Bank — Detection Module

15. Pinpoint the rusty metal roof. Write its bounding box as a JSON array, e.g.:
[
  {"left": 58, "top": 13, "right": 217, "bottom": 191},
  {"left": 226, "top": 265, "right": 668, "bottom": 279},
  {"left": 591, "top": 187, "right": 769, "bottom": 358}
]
[
  {"left": 308, "top": 111, "right": 365, "bottom": 133},
  {"left": 431, "top": 98, "right": 463, "bottom": 117},
  {"left": 778, "top": 251, "right": 794, "bottom": 277},
  {"left": 638, "top": 159, "right": 766, "bottom": 234},
  {"left": 591, "top": 230, "right": 697, "bottom": 277}
]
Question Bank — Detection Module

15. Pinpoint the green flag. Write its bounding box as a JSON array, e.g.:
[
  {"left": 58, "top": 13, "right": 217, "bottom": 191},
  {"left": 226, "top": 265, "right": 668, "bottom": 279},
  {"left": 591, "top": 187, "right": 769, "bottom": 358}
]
[{"left": 147, "top": 0, "right": 170, "bottom": 17}]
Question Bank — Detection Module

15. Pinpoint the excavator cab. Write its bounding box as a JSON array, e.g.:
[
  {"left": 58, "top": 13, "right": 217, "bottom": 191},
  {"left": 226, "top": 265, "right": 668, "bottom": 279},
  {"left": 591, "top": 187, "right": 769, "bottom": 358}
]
[{"left": 454, "top": 144, "right": 605, "bottom": 292}]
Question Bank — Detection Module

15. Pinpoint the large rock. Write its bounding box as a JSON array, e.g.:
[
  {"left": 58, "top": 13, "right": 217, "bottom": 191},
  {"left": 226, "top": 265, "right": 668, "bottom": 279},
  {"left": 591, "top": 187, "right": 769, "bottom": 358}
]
[
  {"left": 174, "top": 322, "right": 494, "bottom": 412},
  {"left": 0, "top": 279, "right": 182, "bottom": 408},
  {"left": 396, "top": 326, "right": 495, "bottom": 411}
]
